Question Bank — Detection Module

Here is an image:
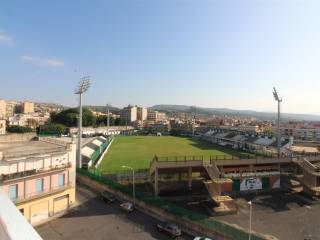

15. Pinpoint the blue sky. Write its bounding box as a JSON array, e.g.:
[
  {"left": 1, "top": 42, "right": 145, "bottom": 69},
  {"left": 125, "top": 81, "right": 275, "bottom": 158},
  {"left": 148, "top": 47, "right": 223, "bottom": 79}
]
[{"left": 1, "top": 0, "right": 320, "bottom": 114}]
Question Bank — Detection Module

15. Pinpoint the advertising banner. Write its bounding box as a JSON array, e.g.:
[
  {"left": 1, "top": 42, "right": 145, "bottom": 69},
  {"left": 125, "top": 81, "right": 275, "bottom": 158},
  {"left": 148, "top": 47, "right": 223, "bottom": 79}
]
[{"left": 240, "top": 177, "right": 262, "bottom": 191}]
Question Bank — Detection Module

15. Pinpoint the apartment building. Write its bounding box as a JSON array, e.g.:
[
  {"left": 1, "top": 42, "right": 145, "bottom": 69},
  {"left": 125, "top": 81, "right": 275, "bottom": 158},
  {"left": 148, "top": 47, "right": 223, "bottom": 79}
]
[
  {"left": 8, "top": 114, "right": 26, "bottom": 126},
  {"left": 0, "top": 120, "right": 6, "bottom": 135},
  {"left": 120, "top": 106, "right": 138, "bottom": 124},
  {"left": 6, "top": 101, "right": 19, "bottom": 118},
  {"left": 8, "top": 113, "right": 50, "bottom": 128},
  {"left": 147, "top": 110, "right": 167, "bottom": 122},
  {"left": 0, "top": 100, "right": 6, "bottom": 119},
  {"left": 137, "top": 107, "right": 148, "bottom": 121},
  {"left": 0, "top": 100, "right": 19, "bottom": 119},
  {"left": 0, "top": 136, "right": 76, "bottom": 226},
  {"left": 23, "top": 101, "right": 35, "bottom": 114}
]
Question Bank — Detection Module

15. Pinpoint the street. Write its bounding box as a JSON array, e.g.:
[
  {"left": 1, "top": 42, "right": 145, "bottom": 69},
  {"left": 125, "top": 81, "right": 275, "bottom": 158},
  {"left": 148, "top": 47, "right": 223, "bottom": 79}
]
[{"left": 37, "top": 184, "right": 194, "bottom": 240}]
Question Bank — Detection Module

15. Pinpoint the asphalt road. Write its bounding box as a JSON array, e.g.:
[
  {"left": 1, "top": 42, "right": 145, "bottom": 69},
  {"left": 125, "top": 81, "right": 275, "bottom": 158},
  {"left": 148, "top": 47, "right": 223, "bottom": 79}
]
[{"left": 36, "top": 184, "right": 194, "bottom": 240}]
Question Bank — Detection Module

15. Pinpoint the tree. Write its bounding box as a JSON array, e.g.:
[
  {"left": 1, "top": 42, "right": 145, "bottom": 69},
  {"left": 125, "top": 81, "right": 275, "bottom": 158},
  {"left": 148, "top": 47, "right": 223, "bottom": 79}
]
[
  {"left": 51, "top": 108, "right": 96, "bottom": 127},
  {"left": 7, "top": 125, "right": 33, "bottom": 133},
  {"left": 26, "top": 119, "right": 39, "bottom": 129},
  {"left": 38, "top": 123, "right": 67, "bottom": 136},
  {"left": 95, "top": 115, "right": 116, "bottom": 127}
]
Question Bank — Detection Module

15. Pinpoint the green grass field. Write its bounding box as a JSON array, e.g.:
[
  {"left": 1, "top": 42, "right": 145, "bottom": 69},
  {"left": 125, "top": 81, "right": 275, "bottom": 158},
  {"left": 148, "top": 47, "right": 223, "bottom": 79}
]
[{"left": 99, "top": 136, "right": 243, "bottom": 173}]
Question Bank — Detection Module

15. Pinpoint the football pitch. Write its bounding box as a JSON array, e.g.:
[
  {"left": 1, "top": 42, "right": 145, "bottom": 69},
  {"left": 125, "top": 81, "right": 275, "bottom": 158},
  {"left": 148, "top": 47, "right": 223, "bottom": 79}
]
[{"left": 99, "top": 136, "right": 243, "bottom": 173}]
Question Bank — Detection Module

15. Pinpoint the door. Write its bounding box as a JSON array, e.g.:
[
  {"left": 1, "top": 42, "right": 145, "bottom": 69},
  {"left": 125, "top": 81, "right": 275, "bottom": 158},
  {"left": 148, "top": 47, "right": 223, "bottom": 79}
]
[
  {"left": 30, "top": 201, "right": 49, "bottom": 225},
  {"left": 53, "top": 195, "right": 69, "bottom": 214}
]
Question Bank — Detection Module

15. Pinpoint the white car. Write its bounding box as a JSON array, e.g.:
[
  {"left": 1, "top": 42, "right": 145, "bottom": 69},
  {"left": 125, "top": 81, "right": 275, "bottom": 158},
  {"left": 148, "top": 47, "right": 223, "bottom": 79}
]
[
  {"left": 120, "top": 202, "right": 134, "bottom": 212},
  {"left": 194, "top": 237, "right": 213, "bottom": 240}
]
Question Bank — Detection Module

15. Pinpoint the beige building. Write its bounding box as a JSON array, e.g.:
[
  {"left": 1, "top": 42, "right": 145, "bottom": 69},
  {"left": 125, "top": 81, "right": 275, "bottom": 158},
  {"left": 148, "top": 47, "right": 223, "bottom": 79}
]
[
  {"left": 0, "top": 100, "right": 19, "bottom": 119},
  {"left": 0, "top": 100, "right": 6, "bottom": 119},
  {"left": 120, "top": 106, "right": 138, "bottom": 124},
  {"left": 0, "top": 120, "right": 6, "bottom": 135},
  {"left": 0, "top": 136, "right": 76, "bottom": 226},
  {"left": 6, "top": 101, "right": 19, "bottom": 118},
  {"left": 8, "top": 113, "right": 50, "bottom": 128},
  {"left": 23, "top": 101, "right": 34, "bottom": 114},
  {"left": 137, "top": 107, "right": 148, "bottom": 121},
  {"left": 147, "top": 110, "right": 167, "bottom": 122}
]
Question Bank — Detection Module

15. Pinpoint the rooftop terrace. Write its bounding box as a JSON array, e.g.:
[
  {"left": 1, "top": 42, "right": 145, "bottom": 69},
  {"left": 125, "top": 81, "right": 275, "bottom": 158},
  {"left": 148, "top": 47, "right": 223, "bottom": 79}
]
[{"left": 0, "top": 138, "right": 69, "bottom": 161}]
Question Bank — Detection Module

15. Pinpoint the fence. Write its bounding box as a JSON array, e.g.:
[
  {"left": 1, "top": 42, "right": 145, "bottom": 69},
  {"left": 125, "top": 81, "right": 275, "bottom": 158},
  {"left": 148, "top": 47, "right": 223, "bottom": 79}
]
[
  {"left": 77, "top": 168, "right": 271, "bottom": 240},
  {"left": 153, "top": 153, "right": 279, "bottom": 163},
  {"left": 100, "top": 169, "right": 149, "bottom": 183}
]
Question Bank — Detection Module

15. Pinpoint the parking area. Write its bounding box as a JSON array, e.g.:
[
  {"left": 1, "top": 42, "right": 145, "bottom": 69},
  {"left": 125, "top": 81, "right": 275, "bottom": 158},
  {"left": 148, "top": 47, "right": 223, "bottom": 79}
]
[
  {"left": 217, "top": 191, "right": 320, "bottom": 240},
  {"left": 36, "top": 184, "right": 194, "bottom": 240}
]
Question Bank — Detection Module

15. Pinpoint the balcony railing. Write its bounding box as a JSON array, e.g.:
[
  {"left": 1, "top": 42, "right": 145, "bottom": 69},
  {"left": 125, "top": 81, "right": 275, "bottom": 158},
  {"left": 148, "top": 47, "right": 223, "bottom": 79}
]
[
  {"left": 0, "top": 162, "right": 72, "bottom": 183},
  {"left": 11, "top": 182, "right": 74, "bottom": 204}
]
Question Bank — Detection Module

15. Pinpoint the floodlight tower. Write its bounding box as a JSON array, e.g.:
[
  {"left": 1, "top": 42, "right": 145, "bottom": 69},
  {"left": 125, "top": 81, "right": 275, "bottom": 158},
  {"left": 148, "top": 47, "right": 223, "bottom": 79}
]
[
  {"left": 273, "top": 87, "right": 282, "bottom": 158},
  {"left": 75, "top": 76, "right": 91, "bottom": 168},
  {"left": 106, "top": 103, "right": 111, "bottom": 136}
]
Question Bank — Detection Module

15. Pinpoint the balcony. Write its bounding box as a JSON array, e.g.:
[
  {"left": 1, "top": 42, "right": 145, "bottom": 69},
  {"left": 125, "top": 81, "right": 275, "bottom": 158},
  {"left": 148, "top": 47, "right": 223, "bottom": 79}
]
[
  {"left": 11, "top": 182, "right": 74, "bottom": 205},
  {"left": 0, "top": 162, "right": 72, "bottom": 183}
]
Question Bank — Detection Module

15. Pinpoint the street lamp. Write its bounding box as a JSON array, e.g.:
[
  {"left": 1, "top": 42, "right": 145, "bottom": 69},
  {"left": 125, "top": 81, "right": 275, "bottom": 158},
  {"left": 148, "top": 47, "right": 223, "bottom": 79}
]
[
  {"left": 121, "top": 165, "right": 135, "bottom": 205},
  {"left": 75, "top": 76, "right": 91, "bottom": 168},
  {"left": 273, "top": 87, "right": 282, "bottom": 158},
  {"left": 248, "top": 201, "right": 252, "bottom": 240}
]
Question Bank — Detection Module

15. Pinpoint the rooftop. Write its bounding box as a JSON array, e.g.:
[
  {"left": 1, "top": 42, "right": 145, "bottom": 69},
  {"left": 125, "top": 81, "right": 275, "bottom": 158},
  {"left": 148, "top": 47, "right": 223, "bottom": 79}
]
[{"left": 0, "top": 139, "right": 68, "bottom": 160}]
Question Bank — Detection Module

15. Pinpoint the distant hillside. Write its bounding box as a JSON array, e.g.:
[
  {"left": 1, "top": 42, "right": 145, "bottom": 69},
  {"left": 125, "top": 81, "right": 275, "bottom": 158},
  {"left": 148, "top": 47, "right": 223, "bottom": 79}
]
[{"left": 150, "top": 104, "right": 320, "bottom": 122}]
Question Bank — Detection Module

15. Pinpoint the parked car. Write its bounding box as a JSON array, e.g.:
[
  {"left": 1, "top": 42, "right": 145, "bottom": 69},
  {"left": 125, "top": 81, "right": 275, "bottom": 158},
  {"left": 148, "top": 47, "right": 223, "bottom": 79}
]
[
  {"left": 156, "top": 222, "right": 181, "bottom": 237},
  {"left": 194, "top": 237, "right": 213, "bottom": 240},
  {"left": 100, "top": 191, "right": 116, "bottom": 203},
  {"left": 120, "top": 202, "right": 134, "bottom": 212}
]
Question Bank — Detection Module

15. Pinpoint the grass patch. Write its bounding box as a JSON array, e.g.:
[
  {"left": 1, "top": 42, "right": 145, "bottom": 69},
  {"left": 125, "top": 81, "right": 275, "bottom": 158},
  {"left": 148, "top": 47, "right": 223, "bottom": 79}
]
[{"left": 99, "top": 136, "right": 244, "bottom": 173}]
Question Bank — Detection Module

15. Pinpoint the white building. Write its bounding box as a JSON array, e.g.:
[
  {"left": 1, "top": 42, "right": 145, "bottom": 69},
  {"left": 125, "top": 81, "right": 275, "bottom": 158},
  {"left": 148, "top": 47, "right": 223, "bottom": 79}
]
[
  {"left": 8, "top": 114, "right": 26, "bottom": 126},
  {"left": 120, "top": 106, "right": 138, "bottom": 124},
  {"left": 137, "top": 107, "right": 148, "bottom": 121}
]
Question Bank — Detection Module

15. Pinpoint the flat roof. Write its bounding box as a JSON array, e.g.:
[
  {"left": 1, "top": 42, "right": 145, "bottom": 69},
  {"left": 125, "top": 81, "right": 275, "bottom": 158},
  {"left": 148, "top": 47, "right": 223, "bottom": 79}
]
[{"left": 0, "top": 140, "right": 66, "bottom": 160}]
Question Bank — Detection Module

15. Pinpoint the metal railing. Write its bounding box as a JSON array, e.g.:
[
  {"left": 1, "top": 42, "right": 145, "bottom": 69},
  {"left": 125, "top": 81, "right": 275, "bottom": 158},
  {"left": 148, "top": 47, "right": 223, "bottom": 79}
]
[
  {"left": 0, "top": 162, "right": 72, "bottom": 182},
  {"left": 153, "top": 154, "right": 274, "bottom": 163}
]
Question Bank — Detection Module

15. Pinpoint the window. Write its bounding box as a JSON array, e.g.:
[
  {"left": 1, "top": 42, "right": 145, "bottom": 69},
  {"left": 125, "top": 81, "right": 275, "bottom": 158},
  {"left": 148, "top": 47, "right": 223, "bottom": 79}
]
[
  {"left": 9, "top": 184, "right": 18, "bottom": 200},
  {"left": 58, "top": 174, "right": 65, "bottom": 187},
  {"left": 36, "top": 178, "right": 44, "bottom": 193}
]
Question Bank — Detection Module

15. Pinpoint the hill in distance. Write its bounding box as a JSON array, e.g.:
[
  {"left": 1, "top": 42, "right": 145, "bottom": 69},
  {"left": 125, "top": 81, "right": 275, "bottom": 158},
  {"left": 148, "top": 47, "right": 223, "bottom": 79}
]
[{"left": 150, "top": 104, "right": 320, "bottom": 122}]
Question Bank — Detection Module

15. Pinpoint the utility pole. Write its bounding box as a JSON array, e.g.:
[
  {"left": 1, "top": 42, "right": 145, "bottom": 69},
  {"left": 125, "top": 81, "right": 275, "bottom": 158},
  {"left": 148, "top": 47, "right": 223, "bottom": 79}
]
[
  {"left": 75, "top": 76, "right": 91, "bottom": 168},
  {"left": 273, "top": 87, "right": 282, "bottom": 158}
]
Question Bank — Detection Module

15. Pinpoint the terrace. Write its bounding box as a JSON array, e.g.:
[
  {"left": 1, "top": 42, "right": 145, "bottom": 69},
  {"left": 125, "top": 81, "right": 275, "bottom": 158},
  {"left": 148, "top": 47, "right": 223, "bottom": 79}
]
[
  {"left": 0, "top": 162, "right": 72, "bottom": 183},
  {"left": 0, "top": 139, "right": 69, "bottom": 161}
]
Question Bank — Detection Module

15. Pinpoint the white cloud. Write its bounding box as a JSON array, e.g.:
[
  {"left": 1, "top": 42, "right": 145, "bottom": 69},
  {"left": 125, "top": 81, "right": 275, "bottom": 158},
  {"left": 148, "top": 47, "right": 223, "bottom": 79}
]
[
  {"left": 0, "top": 32, "right": 13, "bottom": 45},
  {"left": 21, "top": 55, "right": 65, "bottom": 67}
]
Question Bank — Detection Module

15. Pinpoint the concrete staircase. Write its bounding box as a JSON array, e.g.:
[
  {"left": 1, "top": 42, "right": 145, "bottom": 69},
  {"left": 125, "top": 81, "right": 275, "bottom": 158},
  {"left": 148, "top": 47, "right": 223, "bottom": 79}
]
[{"left": 203, "top": 163, "right": 236, "bottom": 215}]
